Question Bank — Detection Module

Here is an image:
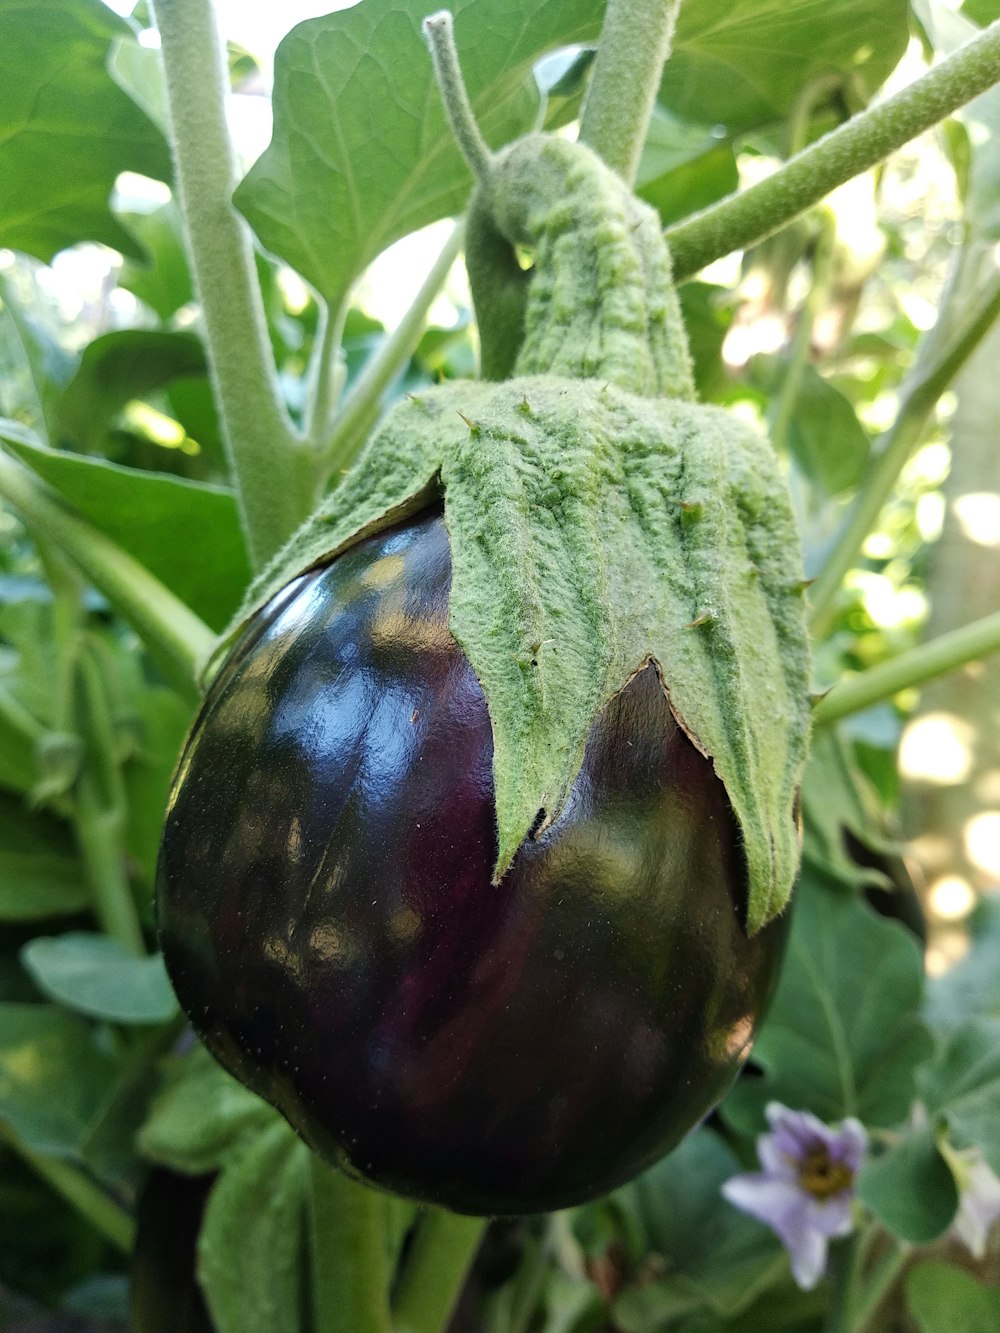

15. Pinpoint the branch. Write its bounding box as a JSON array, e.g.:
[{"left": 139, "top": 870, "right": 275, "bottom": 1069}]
[
  {"left": 813, "top": 607, "right": 1000, "bottom": 727},
  {"left": 666, "top": 20, "right": 1000, "bottom": 280},
  {"left": 578, "top": 0, "right": 681, "bottom": 185},
  {"left": 149, "top": 0, "right": 316, "bottom": 568}
]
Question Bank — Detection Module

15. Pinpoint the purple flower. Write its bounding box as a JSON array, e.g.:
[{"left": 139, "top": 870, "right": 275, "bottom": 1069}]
[
  {"left": 721, "top": 1102, "right": 868, "bottom": 1290},
  {"left": 945, "top": 1146, "right": 1000, "bottom": 1259}
]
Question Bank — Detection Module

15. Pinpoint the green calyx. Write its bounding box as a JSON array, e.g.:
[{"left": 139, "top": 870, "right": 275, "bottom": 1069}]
[
  {"left": 213, "top": 50, "right": 810, "bottom": 934},
  {"left": 466, "top": 134, "right": 694, "bottom": 399}
]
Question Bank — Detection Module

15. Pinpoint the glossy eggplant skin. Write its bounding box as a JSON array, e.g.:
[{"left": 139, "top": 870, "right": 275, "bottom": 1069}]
[{"left": 157, "top": 510, "right": 788, "bottom": 1215}]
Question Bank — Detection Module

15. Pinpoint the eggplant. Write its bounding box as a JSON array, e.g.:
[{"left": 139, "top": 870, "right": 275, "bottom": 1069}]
[{"left": 156, "top": 509, "right": 788, "bottom": 1215}]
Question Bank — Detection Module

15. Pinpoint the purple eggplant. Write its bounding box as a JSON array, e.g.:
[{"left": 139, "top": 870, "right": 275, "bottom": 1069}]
[{"left": 156, "top": 509, "right": 787, "bottom": 1215}]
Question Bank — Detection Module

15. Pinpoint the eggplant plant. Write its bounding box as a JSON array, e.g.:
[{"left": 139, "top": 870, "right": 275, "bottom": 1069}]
[{"left": 1, "top": 0, "right": 1000, "bottom": 1330}]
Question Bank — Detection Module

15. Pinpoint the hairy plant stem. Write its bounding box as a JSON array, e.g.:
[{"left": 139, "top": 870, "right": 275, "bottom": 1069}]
[
  {"left": 809, "top": 264, "right": 1000, "bottom": 637},
  {"left": 578, "top": 0, "right": 681, "bottom": 184},
  {"left": 423, "top": 13, "right": 495, "bottom": 182},
  {"left": 149, "top": 0, "right": 316, "bottom": 568},
  {"left": 0, "top": 449, "right": 212, "bottom": 698},
  {"left": 665, "top": 20, "right": 1000, "bottom": 280},
  {"left": 321, "top": 221, "right": 465, "bottom": 485},
  {"left": 392, "top": 1210, "right": 487, "bottom": 1333},
  {"left": 2, "top": 1127, "right": 135, "bottom": 1253},
  {"left": 75, "top": 648, "right": 146, "bottom": 955},
  {"left": 304, "top": 301, "right": 349, "bottom": 451},
  {"left": 308, "top": 1157, "right": 391, "bottom": 1333},
  {"left": 813, "top": 605, "right": 1000, "bottom": 727}
]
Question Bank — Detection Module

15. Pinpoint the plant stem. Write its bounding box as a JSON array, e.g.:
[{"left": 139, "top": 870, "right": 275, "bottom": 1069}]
[
  {"left": 392, "top": 1208, "right": 487, "bottom": 1333},
  {"left": 2, "top": 1128, "right": 135, "bottom": 1253},
  {"left": 578, "top": 0, "right": 681, "bottom": 185},
  {"left": 850, "top": 1238, "right": 910, "bottom": 1332},
  {"left": 149, "top": 0, "right": 316, "bottom": 568},
  {"left": 665, "top": 20, "right": 1000, "bottom": 280},
  {"left": 824, "top": 1231, "right": 864, "bottom": 1333},
  {"left": 0, "top": 449, "right": 212, "bottom": 699},
  {"left": 321, "top": 221, "right": 465, "bottom": 484},
  {"left": 308, "top": 1157, "right": 391, "bottom": 1333},
  {"left": 304, "top": 302, "right": 349, "bottom": 450},
  {"left": 813, "top": 606, "right": 1000, "bottom": 727},
  {"left": 808, "top": 265, "right": 1000, "bottom": 637},
  {"left": 422, "top": 12, "right": 495, "bottom": 182},
  {"left": 74, "top": 648, "right": 146, "bottom": 955}
]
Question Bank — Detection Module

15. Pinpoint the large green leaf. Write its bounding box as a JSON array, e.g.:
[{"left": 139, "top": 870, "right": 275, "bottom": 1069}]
[
  {"left": 54, "top": 330, "right": 207, "bottom": 455},
  {"left": 725, "top": 883, "right": 932, "bottom": 1130},
  {"left": 138, "top": 1045, "right": 277, "bottom": 1176},
  {"left": 0, "top": 793, "right": 87, "bottom": 921},
  {"left": 235, "top": 0, "right": 607, "bottom": 309},
  {"left": 0, "top": 1003, "right": 120, "bottom": 1157},
  {"left": 662, "top": 0, "right": 910, "bottom": 131},
  {"left": 906, "top": 1262, "right": 1000, "bottom": 1333},
  {"left": 3, "top": 434, "right": 250, "bottom": 631},
  {"left": 920, "top": 1018, "right": 1000, "bottom": 1176},
  {"left": 613, "top": 1129, "right": 786, "bottom": 1326},
  {"left": 0, "top": 0, "right": 170, "bottom": 261},
  {"left": 197, "top": 1121, "right": 308, "bottom": 1333},
  {"left": 858, "top": 1127, "right": 958, "bottom": 1244},
  {"left": 20, "top": 933, "right": 178, "bottom": 1024}
]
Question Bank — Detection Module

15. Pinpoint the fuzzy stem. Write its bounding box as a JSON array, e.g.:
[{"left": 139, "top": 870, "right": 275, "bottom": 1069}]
[
  {"left": 809, "top": 266, "right": 1000, "bottom": 637},
  {"left": 813, "top": 606, "right": 1000, "bottom": 727},
  {"left": 578, "top": 0, "right": 681, "bottom": 184},
  {"left": 308, "top": 1158, "right": 391, "bottom": 1333},
  {"left": 74, "top": 649, "right": 146, "bottom": 955},
  {"left": 0, "top": 449, "right": 212, "bottom": 699},
  {"left": 665, "top": 21, "right": 1000, "bottom": 280},
  {"left": 2, "top": 1128, "right": 135, "bottom": 1253},
  {"left": 321, "top": 221, "right": 465, "bottom": 483},
  {"left": 149, "top": 0, "right": 315, "bottom": 568},
  {"left": 423, "top": 12, "right": 495, "bottom": 182},
  {"left": 392, "top": 1209, "right": 487, "bottom": 1333},
  {"left": 304, "top": 303, "right": 349, "bottom": 451}
]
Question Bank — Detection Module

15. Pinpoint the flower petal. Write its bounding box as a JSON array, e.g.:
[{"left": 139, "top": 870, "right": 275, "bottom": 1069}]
[{"left": 785, "top": 1224, "right": 830, "bottom": 1291}]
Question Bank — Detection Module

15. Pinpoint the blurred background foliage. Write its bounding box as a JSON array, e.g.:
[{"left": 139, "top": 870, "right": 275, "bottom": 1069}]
[{"left": 0, "top": 0, "right": 999, "bottom": 1328}]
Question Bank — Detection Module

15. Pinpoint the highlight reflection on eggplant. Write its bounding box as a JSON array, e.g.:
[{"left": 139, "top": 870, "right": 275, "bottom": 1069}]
[{"left": 157, "top": 509, "right": 788, "bottom": 1215}]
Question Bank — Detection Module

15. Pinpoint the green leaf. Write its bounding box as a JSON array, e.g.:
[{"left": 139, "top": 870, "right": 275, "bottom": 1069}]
[
  {"left": 138, "top": 1044, "right": 278, "bottom": 1175},
  {"left": 54, "top": 330, "right": 207, "bottom": 455},
  {"left": 0, "top": 1002, "right": 119, "bottom": 1157},
  {"left": 858, "top": 1127, "right": 958, "bottom": 1243},
  {"left": 117, "top": 202, "right": 195, "bottom": 323},
  {"left": 197, "top": 1121, "right": 308, "bottom": 1333},
  {"left": 725, "top": 884, "right": 932, "bottom": 1129},
  {"left": 636, "top": 108, "right": 738, "bottom": 229},
  {"left": 662, "top": 0, "right": 910, "bottom": 132},
  {"left": 614, "top": 1129, "right": 786, "bottom": 1321},
  {"left": 906, "top": 1262, "right": 1000, "bottom": 1333},
  {"left": 234, "top": 0, "right": 607, "bottom": 309},
  {"left": 0, "top": 0, "right": 170, "bottom": 261},
  {"left": 3, "top": 434, "right": 250, "bottom": 631},
  {"left": 800, "top": 728, "right": 895, "bottom": 893},
  {"left": 123, "top": 686, "right": 193, "bottom": 886},
  {"left": 926, "top": 896, "right": 1000, "bottom": 1033},
  {"left": 783, "top": 366, "right": 871, "bottom": 496},
  {"left": 20, "top": 933, "right": 178, "bottom": 1024},
  {"left": 0, "top": 792, "right": 87, "bottom": 921},
  {"left": 920, "top": 1018, "right": 1000, "bottom": 1176}
]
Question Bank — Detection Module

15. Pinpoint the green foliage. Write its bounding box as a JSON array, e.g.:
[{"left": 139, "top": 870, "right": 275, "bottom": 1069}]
[
  {"left": 725, "top": 885, "right": 931, "bottom": 1127},
  {"left": 0, "top": 0, "right": 170, "bottom": 260},
  {"left": 0, "top": 0, "right": 998, "bottom": 1325}
]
